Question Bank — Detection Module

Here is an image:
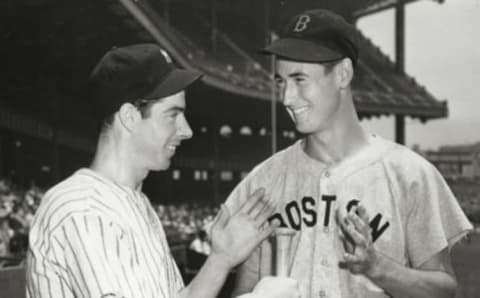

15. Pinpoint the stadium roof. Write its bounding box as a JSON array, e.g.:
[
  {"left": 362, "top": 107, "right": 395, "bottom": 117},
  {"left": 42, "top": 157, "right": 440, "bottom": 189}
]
[
  {"left": 133, "top": 0, "right": 447, "bottom": 120},
  {"left": 0, "top": 0, "right": 447, "bottom": 149},
  {"left": 353, "top": 0, "right": 445, "bottom": 19}
]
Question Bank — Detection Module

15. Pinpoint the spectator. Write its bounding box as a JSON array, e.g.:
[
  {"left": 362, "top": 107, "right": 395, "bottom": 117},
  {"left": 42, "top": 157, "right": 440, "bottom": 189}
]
[{"left": 189, "top": 229, "right": 211, "bottom": 256}]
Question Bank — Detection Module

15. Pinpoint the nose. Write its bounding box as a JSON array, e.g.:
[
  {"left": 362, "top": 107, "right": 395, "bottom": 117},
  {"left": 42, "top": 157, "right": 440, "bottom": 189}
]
[
  {"left": 177, "top": 114, "right": 193, "bottom": 140},
  {"left": 282, "top": 81, "right": 297, "bottom": 108}
]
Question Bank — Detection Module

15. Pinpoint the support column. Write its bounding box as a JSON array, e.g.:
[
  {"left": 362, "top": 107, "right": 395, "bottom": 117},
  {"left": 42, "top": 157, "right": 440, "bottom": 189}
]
[
  {"left": 265, "top": 0, "right": 277, "bottom": 154},
  {"left": 395, "top": 0, "right": 406, "bottom": 145},
  {"left": 0, "top": 132, "right": 3, "bottom": 177},
  {"left": 212, "top": 126, "right": 220, "bottom": 204},
  {"left": 163, "top": 0, "right": 170, "bottom": 24},
  {"left": 210, "top": 0, "right": 218, "bottom": 52},
  {"left": 395, "top": 115, "right": 405, "bottom": 145},
  {"left": 395, "top": 0, "right": 405, "bottom": 74}
]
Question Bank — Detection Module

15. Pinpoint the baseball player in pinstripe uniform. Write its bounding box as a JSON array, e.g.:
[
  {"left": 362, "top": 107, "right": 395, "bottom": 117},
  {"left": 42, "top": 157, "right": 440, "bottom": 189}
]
[
  {"left": 26, "top": 44, "right": 300, "bottom": 298},
  {"left": 226, "top": 9, "right": 472, "bottom": 298}
]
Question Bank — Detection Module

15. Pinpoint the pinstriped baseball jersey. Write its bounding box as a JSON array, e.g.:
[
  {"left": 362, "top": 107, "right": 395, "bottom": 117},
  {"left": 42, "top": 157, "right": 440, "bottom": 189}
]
[
  {"left": 26, "top": 168, "right": 183, "bottom": 298},
  {"left": 226, "top": 134, "right": 472, "bottom": 298}
]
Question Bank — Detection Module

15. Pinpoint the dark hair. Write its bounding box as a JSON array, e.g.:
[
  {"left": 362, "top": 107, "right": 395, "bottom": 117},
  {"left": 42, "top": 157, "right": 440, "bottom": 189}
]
[
  {"left": 198, "top": 230, "right": 208, "bottom": 241},
  {"left": 99, "top": 98, "right": 156, "bottom": 135},
  {"left": 321, "top": 59, "right": 343, "bottom": 75}
]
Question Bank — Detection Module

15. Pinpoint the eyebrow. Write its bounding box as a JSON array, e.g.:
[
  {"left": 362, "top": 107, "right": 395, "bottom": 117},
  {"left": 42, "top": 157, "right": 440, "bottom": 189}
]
[
  {"left": 288, "top": 71, "right": 308, "bottom": 78},
  {"left": 164, "top": 106, "right": 185, "bottom": 113},
  {"left": 274, "top": 71, "right": 308, "bottom": 80}
]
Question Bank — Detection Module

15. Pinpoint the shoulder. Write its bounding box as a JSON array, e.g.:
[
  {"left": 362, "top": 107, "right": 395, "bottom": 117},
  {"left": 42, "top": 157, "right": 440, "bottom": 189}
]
[
  {"left": 246, "top": 141, "right": 301, "bottom": 182},
  {"left": 373, "top": 136, "right": 436, "bottom": 178},
  {"left": 31, "top": 170, "right": 124, "bottom": 234},
  {"left": 372, "top": 136, "right": 452, "bottom": 206},
  {"left": 36, "top": 171, "right": 96, "bottom": 218},
  {"left": 224, "top": 142, "right": 300, "bottom": 209}
]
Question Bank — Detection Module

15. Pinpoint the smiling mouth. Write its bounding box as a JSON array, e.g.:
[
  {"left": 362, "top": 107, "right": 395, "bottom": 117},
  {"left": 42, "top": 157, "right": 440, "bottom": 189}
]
[
  {"left": 167, "top": 144, "right": 179, "bottom": 154},
  {"left": 291, "top": 107, "right": 308, "bottom": 116}
]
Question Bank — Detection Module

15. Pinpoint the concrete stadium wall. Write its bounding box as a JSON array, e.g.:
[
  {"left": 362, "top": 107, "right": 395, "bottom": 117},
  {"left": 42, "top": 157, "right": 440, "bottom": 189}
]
[{"left": 0, "top": 266, "right": 25, "bottom": 298}]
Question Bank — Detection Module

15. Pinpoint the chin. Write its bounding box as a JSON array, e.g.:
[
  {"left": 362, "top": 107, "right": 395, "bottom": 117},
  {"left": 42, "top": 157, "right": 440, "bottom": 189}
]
[
  {"left": 295, "top": 121, "right": 327, "bottom": 135},
  {"left": 150, "top": 159, "right": 171, "bottom": 172},
  {"left": 295, "top": 124, "right": 316, "bottom": 134}
]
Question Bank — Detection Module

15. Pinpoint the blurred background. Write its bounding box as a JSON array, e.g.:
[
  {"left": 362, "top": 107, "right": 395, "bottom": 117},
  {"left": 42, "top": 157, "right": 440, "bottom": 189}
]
[{"left": 0, "top": 0, "right": 479, "bottom": 297}]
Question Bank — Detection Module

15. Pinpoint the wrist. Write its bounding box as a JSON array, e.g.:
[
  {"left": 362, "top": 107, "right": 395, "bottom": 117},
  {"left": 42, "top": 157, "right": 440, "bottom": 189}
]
[
  {"left": 365, "top": 251, "right": 387, "bottom": 283},
  {"left": 206, "top": 252, "right": 234, "bottom": 274}
]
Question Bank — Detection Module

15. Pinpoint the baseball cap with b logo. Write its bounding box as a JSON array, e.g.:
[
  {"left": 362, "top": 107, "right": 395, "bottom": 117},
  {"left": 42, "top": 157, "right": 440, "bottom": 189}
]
[
  {"left": 292, "top": 15, "right": 311, "bottom": 32},
  {"left": 262, "top": 9, "right": 359, "bottom": 65}
]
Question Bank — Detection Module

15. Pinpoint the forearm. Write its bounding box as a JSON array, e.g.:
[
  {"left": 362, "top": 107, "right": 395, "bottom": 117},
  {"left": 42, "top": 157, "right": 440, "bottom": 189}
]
[
  {"left": 179, "top": 254, "right": 231, "bottom": 298},
  {"left": 367, "top": 255, "right": 457, "bottom": 298},
  {"left": 231, "top": 263, "right": 260, "bottom": 297}
]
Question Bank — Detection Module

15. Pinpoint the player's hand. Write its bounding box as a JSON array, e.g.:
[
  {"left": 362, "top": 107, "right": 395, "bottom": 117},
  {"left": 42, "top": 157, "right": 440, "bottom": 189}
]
[
  {"left": 210, "top": 188, "right": 277, "bottom": 269},
  {"left": 336, "top": 205, "right": 379, "bottom": 277},
  {"left": 238, "top": 276, "right": 301, "bottom": 298}
]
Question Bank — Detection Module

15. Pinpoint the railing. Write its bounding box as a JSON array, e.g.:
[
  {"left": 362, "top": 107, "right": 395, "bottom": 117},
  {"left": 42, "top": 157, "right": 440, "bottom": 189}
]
[{"left": 0, "top": 255, "right": 24, "bottom": 269}]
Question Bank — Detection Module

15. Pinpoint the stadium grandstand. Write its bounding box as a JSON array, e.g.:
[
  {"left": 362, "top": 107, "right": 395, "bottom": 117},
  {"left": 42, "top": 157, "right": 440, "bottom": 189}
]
[
  {"left": 425, "top": 142, "right": 480, "bottom": 180},
  {"left": 1, "top": 0, "right": 449, "bottom": 200},
  {"left": 1, "top": 0, "right": 478, "bottom": 297}
]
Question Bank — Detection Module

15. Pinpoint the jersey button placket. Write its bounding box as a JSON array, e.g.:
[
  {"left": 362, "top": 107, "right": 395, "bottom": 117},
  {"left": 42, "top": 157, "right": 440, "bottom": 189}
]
[{"left": 322, "top": 169, "right": 331, "bottom": 234}]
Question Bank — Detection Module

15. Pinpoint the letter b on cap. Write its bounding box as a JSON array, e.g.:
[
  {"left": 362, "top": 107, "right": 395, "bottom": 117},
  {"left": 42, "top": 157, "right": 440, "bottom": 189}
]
[{"left": 293, "top": 15, "right": 311, "bottom": 32}]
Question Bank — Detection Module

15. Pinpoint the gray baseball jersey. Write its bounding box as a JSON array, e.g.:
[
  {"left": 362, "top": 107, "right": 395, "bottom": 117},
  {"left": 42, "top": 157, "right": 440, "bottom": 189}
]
[{"left": 225, "top": 134, "right": 472, "bottom": 298}]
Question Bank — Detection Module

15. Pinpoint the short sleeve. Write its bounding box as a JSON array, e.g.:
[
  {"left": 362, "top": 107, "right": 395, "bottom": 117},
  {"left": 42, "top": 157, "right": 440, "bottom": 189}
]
[
  {"left": 224, "top": 177, "right": 254, "bottom": 216},
  {"left": 406, "top": 163, "right": 472, "bottom": 268},
  {"left": 51, "top": 212, "right": 143, "bottom": 298}
]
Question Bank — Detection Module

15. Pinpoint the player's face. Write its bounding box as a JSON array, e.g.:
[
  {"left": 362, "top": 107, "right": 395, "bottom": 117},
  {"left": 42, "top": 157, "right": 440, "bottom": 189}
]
[
  {"left": 133, "top": 91, "right": 192, "bottom": 171},
  {"left": 275, "top": 59, "right": 342, "bottom": 134}
]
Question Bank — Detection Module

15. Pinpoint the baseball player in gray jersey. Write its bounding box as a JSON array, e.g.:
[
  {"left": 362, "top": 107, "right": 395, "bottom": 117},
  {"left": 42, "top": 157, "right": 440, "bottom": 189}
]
[{"left": 225, "top": 9, "right": 472, "bottom": 298}]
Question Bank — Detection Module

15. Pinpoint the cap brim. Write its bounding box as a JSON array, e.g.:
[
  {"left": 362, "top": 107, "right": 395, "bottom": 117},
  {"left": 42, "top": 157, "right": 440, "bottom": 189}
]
[
  {"left": 262, "top": 38, "right": 344, "bottom": 63},
  {"left": 145, "top": 68, "right": 202, "bottom": 100}
]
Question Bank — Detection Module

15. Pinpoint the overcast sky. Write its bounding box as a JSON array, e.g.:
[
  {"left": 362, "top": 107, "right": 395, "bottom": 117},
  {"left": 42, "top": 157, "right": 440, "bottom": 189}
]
[{"left": 357, "top": 0, "right": 480, "bottom": 150}]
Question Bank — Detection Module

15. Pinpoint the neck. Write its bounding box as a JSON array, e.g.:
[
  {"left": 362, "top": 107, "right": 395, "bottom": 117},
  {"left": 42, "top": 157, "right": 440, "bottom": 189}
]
[
  {"left": 90, "top": 133, "right": 148, "bottom": 191},
  {"left": 304, "top": 93, "right": 369, "bottom": 165}
]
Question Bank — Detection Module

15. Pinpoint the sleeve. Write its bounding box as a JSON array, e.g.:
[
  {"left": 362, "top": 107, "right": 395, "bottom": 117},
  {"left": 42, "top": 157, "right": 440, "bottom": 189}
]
[
  {"left": 406, "top": 161, "right": 473, "bottom": 268},
  {"left": 51, "top": 212, "right": 144, "bottom": 298},
  {"left": 224, "top": 177, "right": 254, "bottom": 216}
]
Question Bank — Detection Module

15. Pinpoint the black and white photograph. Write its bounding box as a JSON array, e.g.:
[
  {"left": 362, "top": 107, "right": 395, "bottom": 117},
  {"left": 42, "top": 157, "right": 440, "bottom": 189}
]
[{"left": 0, "top": 0, "right": 479, "bottom": 297}]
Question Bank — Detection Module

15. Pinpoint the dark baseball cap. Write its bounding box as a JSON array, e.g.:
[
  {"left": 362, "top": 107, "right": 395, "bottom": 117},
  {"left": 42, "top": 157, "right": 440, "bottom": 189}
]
[
  {"left": 89, "top": 43, "right": 202, "bottom": 119},
  {"left": 263, "top": 9, "right": 359, "bottom": 65}
]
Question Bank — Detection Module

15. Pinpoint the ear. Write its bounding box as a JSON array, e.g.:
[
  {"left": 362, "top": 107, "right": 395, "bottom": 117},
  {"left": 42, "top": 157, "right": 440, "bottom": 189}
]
[
  {"left": 117, "top": 102, "right": 141, "bottom": 132},
  {"left": 336, "top": 58, "right": 354, "bottom": 89}
]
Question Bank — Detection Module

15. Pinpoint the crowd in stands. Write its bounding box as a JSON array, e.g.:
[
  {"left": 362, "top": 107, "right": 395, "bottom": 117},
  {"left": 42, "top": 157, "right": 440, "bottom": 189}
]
[
  {"left": 0, "top": 176, "right": 219, "bottom": 268},
  {"left": 0, "top": 178, "right": 40, "bottom": 262},
  {"left": 155, "top": 203, "right": 218, "bottom": 244},
  {"left": 1, "top": 175, "right": 480, "bottom": 268}
]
